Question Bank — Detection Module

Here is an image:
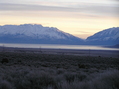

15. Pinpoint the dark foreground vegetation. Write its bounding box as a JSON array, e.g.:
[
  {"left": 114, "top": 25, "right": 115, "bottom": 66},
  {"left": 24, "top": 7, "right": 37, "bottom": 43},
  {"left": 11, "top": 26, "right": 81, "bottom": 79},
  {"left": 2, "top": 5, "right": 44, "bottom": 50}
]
[{"left": 0, "top": 52, "right": 119, "bottom": 89}]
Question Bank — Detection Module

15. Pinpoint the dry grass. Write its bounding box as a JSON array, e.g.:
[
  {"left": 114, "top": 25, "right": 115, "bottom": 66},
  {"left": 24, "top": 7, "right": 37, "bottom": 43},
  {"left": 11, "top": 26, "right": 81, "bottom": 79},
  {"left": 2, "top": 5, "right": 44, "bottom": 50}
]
[{"left": 0, "top": 52, "right": 119, "bottom": 89}]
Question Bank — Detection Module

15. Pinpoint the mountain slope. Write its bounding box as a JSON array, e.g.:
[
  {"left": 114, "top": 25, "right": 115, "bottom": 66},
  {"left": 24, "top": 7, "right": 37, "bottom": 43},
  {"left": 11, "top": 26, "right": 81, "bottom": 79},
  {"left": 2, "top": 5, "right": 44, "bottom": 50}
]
[
  {"left": 0, "top": 24, "right": 84, "bottom": 44},
  {"left": 0, "top": 24, "right": 118, "bottom": 45},
  {"left": 86, "top": 27, "right": 119, "bottom": 45}
]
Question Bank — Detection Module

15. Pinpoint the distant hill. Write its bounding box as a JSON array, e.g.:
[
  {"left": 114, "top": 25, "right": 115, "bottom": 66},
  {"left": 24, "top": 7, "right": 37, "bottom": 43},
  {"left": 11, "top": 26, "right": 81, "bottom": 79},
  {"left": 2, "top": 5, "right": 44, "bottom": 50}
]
[
  {"left": 0, "top": 24, "right": 84, "bottom": 45},
  {"left": 0, "top": 24, "right": 119, "bottom": 45},
  {"left": 86, "top": 27, "right": 119, "bottom": 45}
]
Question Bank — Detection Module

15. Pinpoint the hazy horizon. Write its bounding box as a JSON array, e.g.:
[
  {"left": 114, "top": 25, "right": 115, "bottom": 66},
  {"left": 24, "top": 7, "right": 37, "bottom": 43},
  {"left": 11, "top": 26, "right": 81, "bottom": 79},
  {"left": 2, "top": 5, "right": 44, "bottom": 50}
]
[{"left": 0, "top": 0, "right": 119, "bottom": 39}]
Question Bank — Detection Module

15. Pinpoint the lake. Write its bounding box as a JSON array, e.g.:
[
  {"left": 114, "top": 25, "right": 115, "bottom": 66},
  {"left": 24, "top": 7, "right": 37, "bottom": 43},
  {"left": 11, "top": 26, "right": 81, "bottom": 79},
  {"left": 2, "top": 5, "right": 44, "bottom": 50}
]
[{"left": 0, "top": 43, "right": 119, "bottom": 51}]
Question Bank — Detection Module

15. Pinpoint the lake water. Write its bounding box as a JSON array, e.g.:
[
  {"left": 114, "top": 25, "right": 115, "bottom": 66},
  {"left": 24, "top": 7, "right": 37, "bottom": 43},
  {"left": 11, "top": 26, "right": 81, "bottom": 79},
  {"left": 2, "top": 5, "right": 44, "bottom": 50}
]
[{"left": 0, "top": 43, "right": 119, "bottom": 51}]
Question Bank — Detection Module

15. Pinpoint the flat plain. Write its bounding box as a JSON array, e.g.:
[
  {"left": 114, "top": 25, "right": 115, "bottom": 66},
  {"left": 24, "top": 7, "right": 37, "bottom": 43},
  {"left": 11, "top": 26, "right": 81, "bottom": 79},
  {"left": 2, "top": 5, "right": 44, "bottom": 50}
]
[{"left": 0, "top": 47, "right": 119, "bottom": 89}]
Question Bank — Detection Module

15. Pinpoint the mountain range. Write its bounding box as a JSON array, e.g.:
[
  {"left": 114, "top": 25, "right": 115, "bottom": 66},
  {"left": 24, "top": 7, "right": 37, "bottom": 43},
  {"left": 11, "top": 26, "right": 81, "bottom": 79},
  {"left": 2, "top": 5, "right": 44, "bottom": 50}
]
[
  {"left": 0, "top": 24, "right": 119, "bottom": 45},
  {"left": 86, "top": 27, "right": 119, "bottom": 45},
  {"left": 0, "top": 24, "right": 84, "bottom": 45}
]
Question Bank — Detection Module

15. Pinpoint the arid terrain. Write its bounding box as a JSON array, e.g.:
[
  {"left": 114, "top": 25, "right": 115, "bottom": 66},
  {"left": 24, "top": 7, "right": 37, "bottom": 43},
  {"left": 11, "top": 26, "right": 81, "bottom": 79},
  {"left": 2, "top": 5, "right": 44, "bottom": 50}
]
[
  {"left": 0, "top": 48, "right": 119, "bottom": 89},
  {"left": 0, "top": 47, "right": 119, "bottom": 58}
]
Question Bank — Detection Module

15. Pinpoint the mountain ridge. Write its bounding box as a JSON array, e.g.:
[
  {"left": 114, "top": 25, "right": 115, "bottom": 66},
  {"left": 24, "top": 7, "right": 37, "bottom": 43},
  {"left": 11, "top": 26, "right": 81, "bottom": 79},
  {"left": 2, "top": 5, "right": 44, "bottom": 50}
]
[
  {"left": 86, "top": 27, "right": 119, "bottom": 45},
  {"left": 0, "top": 24, "right": 119, "bottom": 45},
  {"left": 0, "top": 24, "right": 84, "bottom": 45}
]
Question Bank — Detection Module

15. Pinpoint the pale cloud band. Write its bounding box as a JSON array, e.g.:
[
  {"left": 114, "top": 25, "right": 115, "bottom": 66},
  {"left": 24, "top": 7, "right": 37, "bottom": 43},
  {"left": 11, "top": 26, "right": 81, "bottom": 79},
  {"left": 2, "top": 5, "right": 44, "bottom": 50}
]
[{"left": 0, "top": 2, "right": 119, "bottom": 18}]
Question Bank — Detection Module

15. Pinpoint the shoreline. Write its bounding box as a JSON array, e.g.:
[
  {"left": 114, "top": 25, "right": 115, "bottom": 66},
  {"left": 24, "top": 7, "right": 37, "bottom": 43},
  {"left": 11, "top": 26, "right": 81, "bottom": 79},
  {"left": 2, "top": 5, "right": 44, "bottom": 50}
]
[{"left": 0, "top": 46, "right": 119, "bottom": 58}]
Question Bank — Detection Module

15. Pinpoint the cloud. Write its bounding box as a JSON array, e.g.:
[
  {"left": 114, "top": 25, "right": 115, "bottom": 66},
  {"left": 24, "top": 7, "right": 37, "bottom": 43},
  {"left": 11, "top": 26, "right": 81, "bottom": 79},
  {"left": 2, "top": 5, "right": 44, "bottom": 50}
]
[
  {"left": 0, "top": 1, "right": 118, "bottom": 19},
  {"left": 0, "top": 2, "right": 118, "bottom": 16},
  {"left": 0, "top": 3, "right": 77, "bottom": 12}
]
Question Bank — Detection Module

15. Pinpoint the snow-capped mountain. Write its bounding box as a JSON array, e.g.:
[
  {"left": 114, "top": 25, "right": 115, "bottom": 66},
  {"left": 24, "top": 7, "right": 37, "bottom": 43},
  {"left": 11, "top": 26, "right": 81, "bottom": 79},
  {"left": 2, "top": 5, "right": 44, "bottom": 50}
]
[
  {"left": 0, "top": 24, "right": 84, "bottom": 44},
  {"left": 86, "top": 27, "right": 119, "bottom": 45},
  {"left": 0, "top": 24, "right": 118, "bottom": 45}
]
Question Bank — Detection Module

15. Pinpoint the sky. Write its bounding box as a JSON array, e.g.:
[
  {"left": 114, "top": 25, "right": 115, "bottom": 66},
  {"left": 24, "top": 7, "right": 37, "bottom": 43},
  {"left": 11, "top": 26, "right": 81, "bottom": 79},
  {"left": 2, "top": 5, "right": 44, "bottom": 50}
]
[{"left": 0, "top": 0, "right": 119, "bottom": 39}]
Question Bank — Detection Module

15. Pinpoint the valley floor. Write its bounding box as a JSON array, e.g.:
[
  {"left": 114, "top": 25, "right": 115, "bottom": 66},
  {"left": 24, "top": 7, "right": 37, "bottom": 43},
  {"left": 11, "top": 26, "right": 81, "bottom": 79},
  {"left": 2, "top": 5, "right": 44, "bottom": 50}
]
[
  {"left": 0, "top": 47, "right": 119, "bottom": 58},
  {"left": 0, "top": 48, "right": 119, "bottom": 89}
]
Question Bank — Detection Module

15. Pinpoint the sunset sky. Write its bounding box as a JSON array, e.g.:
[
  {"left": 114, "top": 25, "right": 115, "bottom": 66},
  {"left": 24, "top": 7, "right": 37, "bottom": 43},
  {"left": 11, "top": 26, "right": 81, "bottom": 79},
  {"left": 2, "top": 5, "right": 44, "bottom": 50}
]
[{"left": 0, "top": 0, "right": 119, "bottom": 39}]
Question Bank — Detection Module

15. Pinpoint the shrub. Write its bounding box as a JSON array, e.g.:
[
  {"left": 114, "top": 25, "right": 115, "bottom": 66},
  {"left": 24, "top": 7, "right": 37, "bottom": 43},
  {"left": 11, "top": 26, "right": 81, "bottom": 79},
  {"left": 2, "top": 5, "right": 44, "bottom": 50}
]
[
  {"left": 78, "top": 64, "right": 86, "bottom": 69},
  {"left": 0, "top": 80, "right": 14, "bottom": 89},
  {"left": 1, "top": 58, "right": 9, "bottom": 64}
]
